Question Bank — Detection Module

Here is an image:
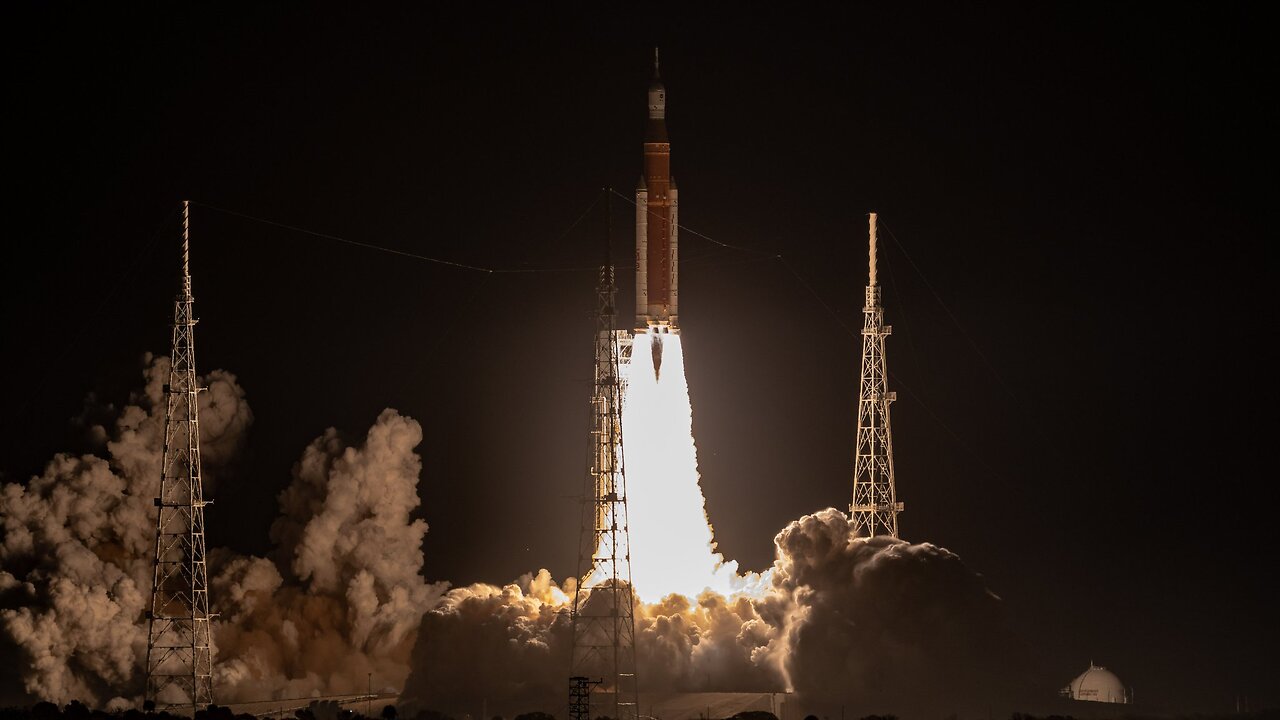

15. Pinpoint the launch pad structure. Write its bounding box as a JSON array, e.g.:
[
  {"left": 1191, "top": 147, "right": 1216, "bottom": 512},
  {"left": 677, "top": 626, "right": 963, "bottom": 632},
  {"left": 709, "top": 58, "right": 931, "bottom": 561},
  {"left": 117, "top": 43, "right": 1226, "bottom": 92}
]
[
  {"left": 849, "top": 213, "right": 904, "bottom": 538},
  {"left": 123, "top": 51, "right": 903, "bottom": 718},
  {"left": 568, "top": 263, "right": 641, "bottom": 720},
  {"left": 145, "top": 201, "right": 216, "bottom": 712}
]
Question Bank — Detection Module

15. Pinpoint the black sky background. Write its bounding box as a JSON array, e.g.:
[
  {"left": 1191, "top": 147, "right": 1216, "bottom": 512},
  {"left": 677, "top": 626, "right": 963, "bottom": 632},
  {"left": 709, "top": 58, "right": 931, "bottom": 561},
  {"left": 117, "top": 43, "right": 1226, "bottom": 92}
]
[{"left": 3, "top": 4, "right": 1275, "bottom": 713}]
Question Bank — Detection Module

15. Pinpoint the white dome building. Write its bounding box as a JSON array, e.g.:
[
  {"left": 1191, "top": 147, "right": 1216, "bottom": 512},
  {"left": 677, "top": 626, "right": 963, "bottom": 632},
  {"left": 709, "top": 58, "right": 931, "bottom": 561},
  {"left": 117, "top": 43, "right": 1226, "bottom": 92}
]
[{"left": 1061, "top": 663, "right": 1130, "bottom": 704}]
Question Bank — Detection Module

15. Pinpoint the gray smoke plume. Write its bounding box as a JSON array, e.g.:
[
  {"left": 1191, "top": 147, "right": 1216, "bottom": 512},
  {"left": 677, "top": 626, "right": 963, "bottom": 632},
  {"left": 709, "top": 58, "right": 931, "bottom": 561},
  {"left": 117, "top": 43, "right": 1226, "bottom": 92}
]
[
  {"left": 212, "top": 408, "right": 447, "bottom": 702},
  {"left": 400, "top": 508, "right": 1021, "bottom": 718},
  {"left": 768, "top": 508, "right": 1025, "bottom": 716},
  {"left": 0, "top": 355, "right": 252, "bottom": 706},
  {"left": 403, "top": 572, "right": 575, "bottom": 715},
  {"left": 2, "top": 356, "right": 1024, "bottom": 716},
  {"left": 0, "top": 357, "right": 444, "bottom": 708},
  {"left": 399, "top": 575, "right": 782, "bottom": 717}
]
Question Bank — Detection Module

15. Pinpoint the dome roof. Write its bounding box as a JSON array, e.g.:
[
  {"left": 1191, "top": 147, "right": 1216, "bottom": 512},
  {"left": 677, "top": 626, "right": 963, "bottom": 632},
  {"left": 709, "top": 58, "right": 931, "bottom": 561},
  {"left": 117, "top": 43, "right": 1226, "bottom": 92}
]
[{"left": 1063, "top": 663, "right": 1129, "bottom": 704}]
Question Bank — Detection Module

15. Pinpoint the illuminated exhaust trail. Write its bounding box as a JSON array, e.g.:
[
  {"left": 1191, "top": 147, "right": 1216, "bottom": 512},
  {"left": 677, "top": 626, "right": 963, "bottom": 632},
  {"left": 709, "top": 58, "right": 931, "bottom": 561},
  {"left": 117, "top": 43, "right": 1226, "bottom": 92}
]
[{"left": 617, "top": 331, "right": 743, "bottom": 602}]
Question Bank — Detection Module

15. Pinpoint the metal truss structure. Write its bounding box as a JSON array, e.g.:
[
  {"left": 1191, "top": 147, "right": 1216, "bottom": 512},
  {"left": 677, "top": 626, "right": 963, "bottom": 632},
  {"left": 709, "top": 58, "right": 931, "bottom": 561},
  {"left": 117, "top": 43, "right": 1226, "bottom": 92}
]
[
  {"left": 568, "top": 264, "right": 639, "bottom": 720},
  {"left": 145, "top": 201, "right": 215, "bottom": 711},
  {"left": 850, "top": 213, "right": 905, "bottom": 538},
  {"left": 568, "top": 676, "right": 601, "bottom": 720}
]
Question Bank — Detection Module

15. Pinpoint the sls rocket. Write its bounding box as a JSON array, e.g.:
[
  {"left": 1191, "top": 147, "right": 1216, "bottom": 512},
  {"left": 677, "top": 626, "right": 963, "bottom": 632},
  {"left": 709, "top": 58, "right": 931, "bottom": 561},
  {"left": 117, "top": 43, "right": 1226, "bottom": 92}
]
[{"left": 635, "top": 49, "right": 678, "bottom": 334}]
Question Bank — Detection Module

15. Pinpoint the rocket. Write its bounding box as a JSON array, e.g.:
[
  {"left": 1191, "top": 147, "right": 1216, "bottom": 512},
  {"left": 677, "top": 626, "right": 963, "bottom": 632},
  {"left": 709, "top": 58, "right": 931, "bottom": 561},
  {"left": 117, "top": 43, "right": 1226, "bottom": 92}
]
[{"left": 635, "top": 48, "right": 678, "bottom": 334}]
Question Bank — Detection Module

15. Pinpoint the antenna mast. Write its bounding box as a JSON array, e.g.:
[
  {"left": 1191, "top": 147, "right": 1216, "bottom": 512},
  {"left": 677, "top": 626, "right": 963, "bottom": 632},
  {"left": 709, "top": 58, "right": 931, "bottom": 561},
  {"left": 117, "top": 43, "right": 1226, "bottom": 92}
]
[
  {"left": 569, "top": 210, "right": 639, "bottom": 720},
  {"left": 145, "top": 200, "right": 215, "bottom": 711},
  {"left": 850, "top": 212, "right": 904, "bottom": 537}
]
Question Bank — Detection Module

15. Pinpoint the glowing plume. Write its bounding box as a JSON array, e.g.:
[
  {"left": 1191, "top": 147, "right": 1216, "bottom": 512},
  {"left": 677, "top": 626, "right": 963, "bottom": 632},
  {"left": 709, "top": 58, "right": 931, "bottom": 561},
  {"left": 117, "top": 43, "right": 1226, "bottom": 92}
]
[{"left": 619, "top": 332, "right": 740, "bottom": 601}]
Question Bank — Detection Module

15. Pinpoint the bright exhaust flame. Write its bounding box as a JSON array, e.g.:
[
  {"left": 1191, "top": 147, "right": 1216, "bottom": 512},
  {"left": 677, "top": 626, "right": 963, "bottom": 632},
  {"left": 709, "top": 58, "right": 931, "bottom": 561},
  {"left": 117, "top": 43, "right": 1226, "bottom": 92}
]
[{"left": 615, "top": 331, "right": 742, "bottom": 602}]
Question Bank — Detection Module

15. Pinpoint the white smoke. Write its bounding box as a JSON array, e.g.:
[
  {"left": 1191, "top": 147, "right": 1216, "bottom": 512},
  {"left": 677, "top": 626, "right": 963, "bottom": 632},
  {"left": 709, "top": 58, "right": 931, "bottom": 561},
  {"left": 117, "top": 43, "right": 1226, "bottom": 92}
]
[
  {"left": 1, "top": 342, "right": 1026, "bottom": 716},
  {"left": 0, "top": 355, "right": 252, "bottom": 706},
  {"left": 766, "top": 509, "right": 1025, "bottom": 714},
  {"left": 401, "top": 508, "right": 1019, "bottom": 717},
  {"left": 213, "top": 409, "right": 447, "bottom": 702},
  {"left": 399, "top": 330, "right": 1021, "bottom": 717},
  {"left": 400, "top": 573, "right": 784, "bottom": 718},
  {"left": 0, "top": 357, "right": 444, "bottom": 708}
]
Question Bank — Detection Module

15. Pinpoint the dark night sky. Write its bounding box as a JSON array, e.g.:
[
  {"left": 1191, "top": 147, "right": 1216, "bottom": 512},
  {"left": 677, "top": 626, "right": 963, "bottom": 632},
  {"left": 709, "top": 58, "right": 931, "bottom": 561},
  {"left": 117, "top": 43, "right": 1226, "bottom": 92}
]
[{"left": 3, "top": 5, "right": 1274, "bottom": 713}]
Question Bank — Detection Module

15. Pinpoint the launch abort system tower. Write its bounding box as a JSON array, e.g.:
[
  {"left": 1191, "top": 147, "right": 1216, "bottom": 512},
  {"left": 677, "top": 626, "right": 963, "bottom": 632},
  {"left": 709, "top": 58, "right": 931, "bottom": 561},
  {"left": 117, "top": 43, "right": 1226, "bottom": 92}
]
[
  {"left": 849, "top": 213, "right": 904, "bottom": 538},
  {"left": 145, "top": 201, "right": 215, "bottom": 711}
]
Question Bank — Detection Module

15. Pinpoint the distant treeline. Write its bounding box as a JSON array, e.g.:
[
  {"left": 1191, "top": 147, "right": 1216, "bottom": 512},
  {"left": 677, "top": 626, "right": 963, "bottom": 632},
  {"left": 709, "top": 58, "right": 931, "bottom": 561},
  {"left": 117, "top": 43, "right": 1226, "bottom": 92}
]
[
  {"left": 0, "top": 704, "right": 1276, "bottom": 720},
  {"left": 0, "top": 704, "right": 566, "bottom": 720},
  {"left": 1006, "top": 712, "right": 1280, "bottom": 720}
]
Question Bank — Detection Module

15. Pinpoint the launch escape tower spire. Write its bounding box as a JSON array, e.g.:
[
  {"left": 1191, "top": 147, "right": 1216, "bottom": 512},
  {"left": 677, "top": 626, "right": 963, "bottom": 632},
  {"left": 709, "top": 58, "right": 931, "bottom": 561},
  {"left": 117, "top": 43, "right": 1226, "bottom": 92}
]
[
  {"left": 849, "top": 213, "right": 904, "bottom": 538},
  {"left": 145, "top": 201, "right": 215, "bottom": 711},
  {"left": 569, "top": 208, "right": 639, "bottom": 720}
]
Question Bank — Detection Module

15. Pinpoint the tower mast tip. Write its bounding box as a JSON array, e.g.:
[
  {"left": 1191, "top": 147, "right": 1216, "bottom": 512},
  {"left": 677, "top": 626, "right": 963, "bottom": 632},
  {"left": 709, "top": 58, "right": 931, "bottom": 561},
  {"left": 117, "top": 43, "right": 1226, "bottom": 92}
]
[
  {"left": 181, "top": 200, "right": 192, "bottom": 292},
  {"left": 868, "top": 212, "right": 878, "bottom": 287}
]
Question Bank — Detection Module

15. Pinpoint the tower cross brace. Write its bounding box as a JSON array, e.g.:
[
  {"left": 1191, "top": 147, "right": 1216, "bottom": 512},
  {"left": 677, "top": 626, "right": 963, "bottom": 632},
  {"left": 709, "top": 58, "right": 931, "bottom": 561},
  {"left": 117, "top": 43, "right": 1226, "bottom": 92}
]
[
  {"left": 145, "top": 201, "right": 215, "bottom": 711},
  {"left": 568, "top": 262, "right": 640, "bottom": 720},
  {"left": 850, "top": 212, "right": 904, "bottom": 538}
]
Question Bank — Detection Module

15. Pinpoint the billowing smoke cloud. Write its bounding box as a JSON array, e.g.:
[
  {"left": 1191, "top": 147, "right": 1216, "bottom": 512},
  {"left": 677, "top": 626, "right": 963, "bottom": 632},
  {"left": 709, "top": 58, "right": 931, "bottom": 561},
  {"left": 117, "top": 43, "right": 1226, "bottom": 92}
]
[
  {"left": 401, "top": 508, "right": 1020, "bottom": 718},
  {"left": 0, "top": 355, "right": 252, "bottom": 706},
  {"left": 0, "top": 357, "right": 443, "bottom": 708},
  {"left": 212, "top": 409, "right": 447, "bottom": 702},
  {"left": 2, "top": 355, "right": 1026, "bottom": 716},
  {"left": 403, "top": 571, "right": 575, "bottom": 715},
  {"left": 767, "top": 509, "right": 1026, "bottom": 716}
]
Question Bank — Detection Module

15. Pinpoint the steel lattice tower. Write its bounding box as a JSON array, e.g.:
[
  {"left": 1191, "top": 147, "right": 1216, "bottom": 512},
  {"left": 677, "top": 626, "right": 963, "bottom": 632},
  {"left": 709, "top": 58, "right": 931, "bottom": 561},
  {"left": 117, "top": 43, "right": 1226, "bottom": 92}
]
[
  {"left": 850, "top": 212, "right": 905, "bottom": 538},
  {"left": 568, "top": 676, "right": 601, "bottom": 720},
  {"left": 568, "top": 261, "right": 639, "bottom": 720},
  {"left": 145, "top": 201, "right": 215, "bottom": 711}
]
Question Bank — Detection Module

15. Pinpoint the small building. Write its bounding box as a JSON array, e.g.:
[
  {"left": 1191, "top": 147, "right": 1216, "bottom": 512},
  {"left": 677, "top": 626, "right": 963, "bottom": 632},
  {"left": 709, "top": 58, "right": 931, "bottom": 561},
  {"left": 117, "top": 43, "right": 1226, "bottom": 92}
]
[{"left": 1060, "top": 663, "right": 1130, "bottom": 704}]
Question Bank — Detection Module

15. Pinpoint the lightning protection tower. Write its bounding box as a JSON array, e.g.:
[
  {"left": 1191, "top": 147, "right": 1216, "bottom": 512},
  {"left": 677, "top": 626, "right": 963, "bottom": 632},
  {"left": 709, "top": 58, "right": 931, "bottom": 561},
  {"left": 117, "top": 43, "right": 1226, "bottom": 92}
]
[
  {"left": 568, "top": 258, "right": 640, "bottom": 720},
  {"left": 145, "top": 201, "right": 215, "bottom": 712},
  {"left": 850, "top": 212, "right": 905, "bottom": 538}
]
